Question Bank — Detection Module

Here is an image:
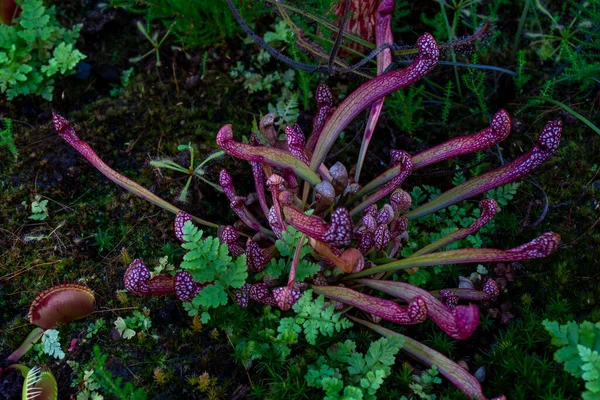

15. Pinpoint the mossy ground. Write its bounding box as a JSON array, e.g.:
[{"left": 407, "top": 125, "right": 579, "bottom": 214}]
[{"left": 1, "top": 1, "right": 600, "bottom": 399}]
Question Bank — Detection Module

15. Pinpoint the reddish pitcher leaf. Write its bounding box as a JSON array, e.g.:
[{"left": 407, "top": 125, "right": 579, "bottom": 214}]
[
  {"left": 407, "top": 119, "right": 562, "bottom": 220},
  {"left": 358, "top": 279, "right": 480, "bottom": 339},
  {"left": 217, "top": 124, "right": 321, "bottom": 186},
  {"left": 313, "top": 285, "right": 428, "bottom": 325},
  {"left": 348, "top": 232, "right": 561, "bottom": 278}
]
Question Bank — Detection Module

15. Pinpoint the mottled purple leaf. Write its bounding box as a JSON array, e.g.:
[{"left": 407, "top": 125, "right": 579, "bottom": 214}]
[
  {"left": 307, "top": 83, "right": 334, "bottom": 152},
  {"left": 309, "top": 33, "right": 439, "bottom": 172},
  {"left": 245, "top": 240, "right": 277, "bottom": 272},
  {"left": 356, "top": 110, "right": 512, "bottom": 198},
  {"left": 273, "top": 286, "right": 302, "bottom": 311},
  {"left": 434, "top": 279, "right": 500, "bottom": 303},
  {"left": 347, "top": 232, "right": 561, "bottom": 278},
  {"left": 219, "top": 169, "right": 271, "bottom": 235},
  {"left": 313, "top": 285, "right": 428, "bottom": 325},
  {"left": 351, "top": 151, "right": 413, "bottom": 216},
  {"left": 358, "top": 279, "right": 480, "bottom": 339},
  {"left": 284, "top": 206, "right": 353, "bottom": 247},
  {"left": 174, "top": 211, "right": 192, "bottom": 242},
  {"left": 218, "top": 225, "right": 245, "bottom": 257},
  {"left": 411, "top": 199, "right": 498, "bottom": 256},
  {"left": 286, "top": 124, "right": 309, "bottom": 165},
  {"left": 217, "top": 124, "right": 321, "bottom": 186},
  {"left": 52, "top": 113, "right": 217, "bottom": 228},
  {"left": 174, "top": 271, "right": 204, "bottom": 302},
  {"left": 407, "top": 119, "right": 561, "bottom": 220}
]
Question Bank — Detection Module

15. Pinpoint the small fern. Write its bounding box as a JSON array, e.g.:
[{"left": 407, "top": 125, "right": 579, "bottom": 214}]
[
  {"left": 461, "top": 55, "right": 488, "bottom": 121},
  {"left": 277, "top": 290, "right": 352, "bottom": 345},
  {"left": 514, "top": 50, "right": 531, "bottom": 93},
  {"left": 543, "top": 320, "right": 600, "bottom": 399},
  {"left": 179, "top": 220, "right": 248, "bottom": 322},
  {"left": 388, "top": 84, "right": 425, "bottom": 136},
  {"left": 91, "top": 346, "right": 147, "bottom": 400},
  {"left": 0, "top": 118, "right": 17, "bottom": 160},
  {"left": 268, "top": 92, "right": 300, "bottom": 126},
  {"left": 305, "top": 336, "right": 405, "bottom": 400},
  {"left": 440, "top": 80, "right": 454, "bottom": 125},
  {"left": 257, "top": 226, "right": 320, "bottom": 282}
]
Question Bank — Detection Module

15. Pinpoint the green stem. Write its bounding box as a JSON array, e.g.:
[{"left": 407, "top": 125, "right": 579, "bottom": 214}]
[
  {"left": 438, "top": 0, "right": 462, "bottom": 97},
  {"left": 512, "top": 0, "right": 532, "bottom": 59},
  {"left": 529, "top": 96, "right": 600, "bottom": 135}
]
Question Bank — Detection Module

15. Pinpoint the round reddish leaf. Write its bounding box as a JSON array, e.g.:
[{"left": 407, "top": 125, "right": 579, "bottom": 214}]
[{"left": 29, "top": 284, "right": 95, "bottom": 329}]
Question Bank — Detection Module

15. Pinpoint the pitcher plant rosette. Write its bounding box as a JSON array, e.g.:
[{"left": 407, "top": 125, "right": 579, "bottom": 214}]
[{"left": 51, "top": 1, "right": 564, "bottom": 398}]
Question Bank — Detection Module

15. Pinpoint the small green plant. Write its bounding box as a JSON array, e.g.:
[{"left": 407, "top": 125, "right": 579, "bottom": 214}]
[
  {"left": 277, "top": 290, "right": 353, "bottom": 345},
  {"left": 129, "top": 21, "right": 173, "bottom": 67},
  {"left": 256, "top": 226, "right": 320, "bottom": 282},
  {"left": 268, "top": 91, "right": 300, "bottom": 126},
  {"left": 388, "top": 85, "right": 425, "bottom": 137},
  {"left": 109, "top": 0, "right": 263, "bottom": 50},
  {"left": 305, "top": 336, "right": 405, "bottom": 400},
  {"left": 91, "top": 227, "right": 116, "bottom": 253},
  {"left": 543, "top": 319, "right": 600, "bottom": 399},
  {"left": 114, "top": 309, "right": 152, "bottom": 340},
  {"left": 90, "top": 346, "right": 147, "bottom": 400},
  {"left": 513, "top": 50, "right": 531, "bottom": 94},
  {"left": 0, "top": 118, "right": 17, "bottom": 160},
  {"left": 110, "top": 67, "right": 134, "bottom": 97},
  {"left": 32, "top": 327, "right": 66, "bottom": 361},
  {"left": 461, "top": 55, "right": 489, "bottom": 121},
  {"left": 403, "top": 365, "right": 442, "bottom": 400},
  {"left": 150, "top": 144, "right": 224, "bottom": 203},
  {"left": 0, "top": 0, "right": 85, "bottom": 100},
  {"left": 85, "top": 319, "right": 107, "bottom": 339},
  {"left": 75, "top": 368, "right": 104, "bottom": 400},
  {"left": 180, "top": 221, "right": 248, "bottom": 323},
  {"left": 28, "top": 195, "right": 49, "bottom": 220}
]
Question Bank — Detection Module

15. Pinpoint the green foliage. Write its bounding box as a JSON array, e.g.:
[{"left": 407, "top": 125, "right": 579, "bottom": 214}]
[
  {"left": 277, "top": 290, "right": 353, "bottom": 345},
  {"left": 404, "top": 366, "right": 442, "bottom": 400},
  {"left": 110, "top": 67, "right": 134, "bottom": 97},
  {"left": 461, "top": 55, "right": 488, "bottom": 121},
  {"left": 388, "top": 85, "right": 425, "bottom": 136},
  {"left": 483, "top": 303, "right": 579, "bottom": 398},
  {"left": 28, "top": 195, "right": 49, "bottom": 220},
  {"left": 543, "top": 320, "right": 600, "bottom": 399},
  {"left": 109, "top": 0, "right": 265, "bottom": 50},
  {"left": 521, "top": 0, "right": 600, "bottom": 92},
  {"left": 232, "top": 307, "right": 296, "bottom": 367},
  {"left": 268, "top": 91, "right": 300, "bottom": 126},
  {"left": 485, "top": 182, "right": 520, "bottom": 211},
  {"left": 91, "top": 346, "right": 148, "bottom": 400},
  {"left": 41, "top": 329, "right": 65, "bottom": 360},
  {"left": 0, "top": 0, "right": 85, "bottom": 100},
  {"left": 402, "top": 180, "right": 520, "bottom": 285},
  {"left": 114, "top": 310, "right": 152, "bottom": 340},
  {"left": 74, "top": 368, "right": 104, "bottom": 400},
  {"left": 85, "top": 319, "right": 107, "bottom": 339},
  {"left": 257, "top": 226, "right": 320, "bottom": 282},
  {"left": 91, "top": 227, "right": 116, "bottom": 253},
  {"left": 0, "top": 118, "right": 17, "bottom": 160},
  {"left": 150, "top": 145, "right": 224, "bottom": 202},
  {"left": 514, "top": 50, "right": 531, "bottom": 93},
  {"left": 423, "top": 331, "right": 456, "bottom": 358},
  {"left": 440, "top": 81, "right": 454, "bottom": 125},
  {"left": 305, "top": 336, "right": 404, "bottom": 400},
  {"left": 179, "top": 220, "right": 248, "bottom": 321},
  {"left": 229, "top": 21, "right": 308, "bottom": 124}
]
